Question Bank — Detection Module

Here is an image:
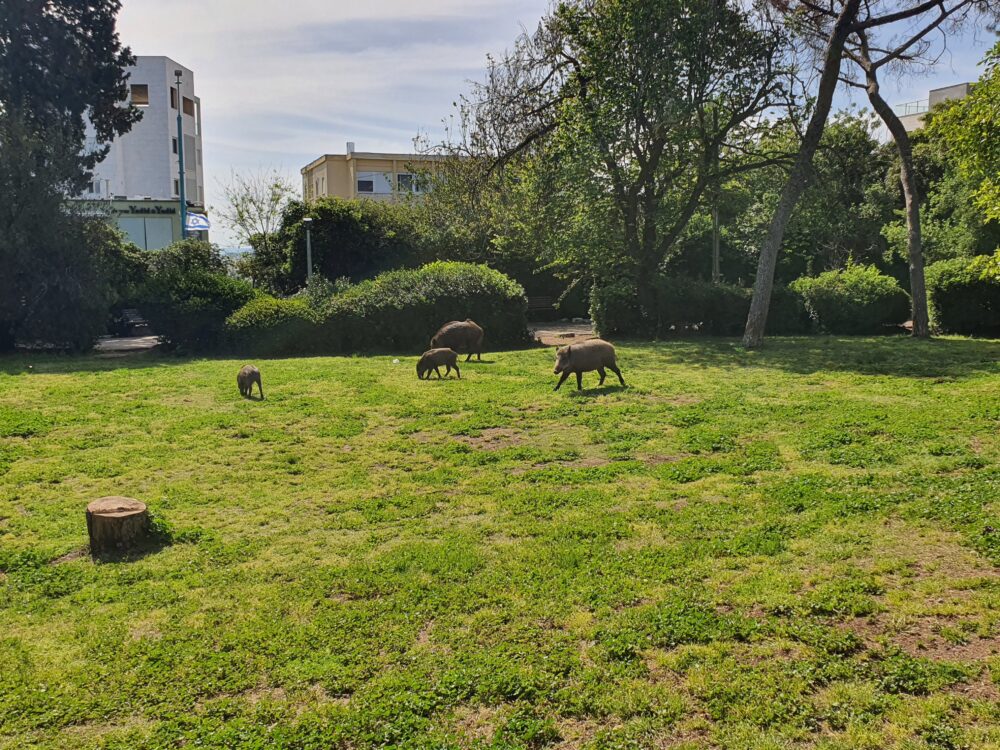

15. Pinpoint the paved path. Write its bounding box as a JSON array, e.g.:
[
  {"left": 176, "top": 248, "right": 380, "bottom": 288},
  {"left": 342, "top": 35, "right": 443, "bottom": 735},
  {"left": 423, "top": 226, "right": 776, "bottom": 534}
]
[
  {"left": 529, "top": 320, "right": 596, "bottom": 347},
  {"left": 94, "top": 335, "right": 160, "bottom": 356}
]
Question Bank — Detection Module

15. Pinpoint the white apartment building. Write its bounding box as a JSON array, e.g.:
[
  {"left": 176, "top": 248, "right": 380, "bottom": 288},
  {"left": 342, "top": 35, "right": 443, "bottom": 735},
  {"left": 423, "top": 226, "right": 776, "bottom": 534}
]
[{"left": 81, "top": 56, "right": 206, "bottom": 249}]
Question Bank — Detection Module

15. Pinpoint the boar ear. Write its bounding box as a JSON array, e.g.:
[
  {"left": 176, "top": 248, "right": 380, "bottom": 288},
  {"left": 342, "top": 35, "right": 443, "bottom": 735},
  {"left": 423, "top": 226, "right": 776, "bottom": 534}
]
[{"left": 565, "top": 345, "right": 572, "bottom": 354}]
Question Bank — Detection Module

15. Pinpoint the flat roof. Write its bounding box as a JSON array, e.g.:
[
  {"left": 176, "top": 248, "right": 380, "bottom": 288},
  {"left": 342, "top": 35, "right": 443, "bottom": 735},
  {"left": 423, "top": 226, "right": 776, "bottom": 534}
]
[{"left": 301, "top": 152, "right": 449, "bottom": 173}]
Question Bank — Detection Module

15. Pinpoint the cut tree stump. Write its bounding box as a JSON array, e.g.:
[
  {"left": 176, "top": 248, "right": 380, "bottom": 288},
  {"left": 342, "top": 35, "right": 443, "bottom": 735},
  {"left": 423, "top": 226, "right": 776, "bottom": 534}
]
[{"left": 86, "top": 496, "right": 150, "bottom": 555}]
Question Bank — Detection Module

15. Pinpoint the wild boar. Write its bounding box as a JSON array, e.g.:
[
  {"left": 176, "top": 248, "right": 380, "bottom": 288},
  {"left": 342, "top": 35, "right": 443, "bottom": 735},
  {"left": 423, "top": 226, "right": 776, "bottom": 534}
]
[
  {"left": 417, "top": 348, "right": 461, "bottom": 380},
  {"left": 431, "top": 319, "right": 484, "bottom": 361},
  {"left": 237, "top": 364, "right": 264, "bottom": 399},
  {"left": 553, "top": 338, "right": 625, "bottom": 391}
]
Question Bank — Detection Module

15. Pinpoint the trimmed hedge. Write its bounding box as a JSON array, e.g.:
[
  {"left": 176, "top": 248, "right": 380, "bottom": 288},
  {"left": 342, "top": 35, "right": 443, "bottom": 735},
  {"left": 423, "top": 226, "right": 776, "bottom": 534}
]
[
  {"left": 320, "top": 261, "right": 529, "bottom": 352},
  {"left": 790, "top": 265, "right": 910, "bottom": 334},
  {"left": 221, "top": 262, "right": 530, "bottom": 356},
  {"left": 591, "top": 276, "right": 809, "bottom": 338},
  {"left": 926, "top": 252, "right": 1000, "bottom": 335},
  {"left": 225, "top": 296, "right": 322, "bottom": 355},
  {"left": 142, "top": 271, "right": 258, "bottom": 351}
]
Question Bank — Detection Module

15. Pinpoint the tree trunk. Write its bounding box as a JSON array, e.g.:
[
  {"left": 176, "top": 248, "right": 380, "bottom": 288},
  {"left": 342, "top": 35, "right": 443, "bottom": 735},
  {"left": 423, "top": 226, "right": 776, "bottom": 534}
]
[
  {"left": 742, "top": 0, "right": 863, "bottom": 348},
  {"left": 86, "top": 496, "right": 150, "bottom": 555},
  {"left": 864, "top": 73, "right": 930, "bottom": 338}
]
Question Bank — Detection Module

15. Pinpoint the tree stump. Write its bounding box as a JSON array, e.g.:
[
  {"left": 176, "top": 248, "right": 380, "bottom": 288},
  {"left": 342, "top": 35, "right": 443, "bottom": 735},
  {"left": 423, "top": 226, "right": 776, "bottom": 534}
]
[{"left": 86, "top": 497, "right": 149, "bottom": 555}]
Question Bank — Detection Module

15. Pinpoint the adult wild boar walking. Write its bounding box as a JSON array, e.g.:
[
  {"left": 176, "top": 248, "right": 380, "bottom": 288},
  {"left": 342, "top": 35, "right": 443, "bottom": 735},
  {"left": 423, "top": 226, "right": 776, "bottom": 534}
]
[
  {"left": 237, "top": 365, "right": 264, "bottom": 399},
  {"left": 553, "top": 339, "right": 625, "bottom": 391},
  {"left": 431, "top": 319, "right": 484, "bottom": 361}
]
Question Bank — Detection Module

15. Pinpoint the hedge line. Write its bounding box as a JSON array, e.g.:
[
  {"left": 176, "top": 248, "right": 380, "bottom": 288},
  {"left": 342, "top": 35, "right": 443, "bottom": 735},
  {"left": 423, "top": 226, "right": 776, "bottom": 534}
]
[{"left": 926, "top": 251, "right": 1000, "bottom": 334}]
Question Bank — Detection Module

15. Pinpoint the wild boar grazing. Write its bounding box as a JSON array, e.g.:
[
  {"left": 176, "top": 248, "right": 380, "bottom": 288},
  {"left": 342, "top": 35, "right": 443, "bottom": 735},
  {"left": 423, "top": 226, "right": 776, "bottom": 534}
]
[
  {"left": 237, "top": 364, "right": 264, "bottom": 399},
  {"left": 553, "top": 338, "right": 625, "bottom": 391},
  {"left": 417, "top": 348, "right": 461, "bottom": 380},
  {"left": 431, "top": 320, "right": 484, "bottom": 361}
]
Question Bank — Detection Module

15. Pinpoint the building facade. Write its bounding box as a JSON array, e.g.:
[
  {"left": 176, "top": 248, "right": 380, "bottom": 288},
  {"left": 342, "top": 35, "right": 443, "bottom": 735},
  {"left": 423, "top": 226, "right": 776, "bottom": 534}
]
[
  {"left": 301, "top": 143, "right": 445, "bottom": 202},
  {"left": 80, "top": 56, "right": 206, "bottom": 249},
  {"left": 895, "top": 82, "right": 973, "bottom": 132}
]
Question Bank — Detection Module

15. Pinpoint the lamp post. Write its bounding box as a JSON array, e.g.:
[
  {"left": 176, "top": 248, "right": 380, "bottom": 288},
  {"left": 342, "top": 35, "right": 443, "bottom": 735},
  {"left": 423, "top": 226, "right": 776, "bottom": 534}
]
[
  {"left": 174, "top": 69, "right": 187, "bottom": 239},
  {"left": 303, "top": 217, "right": 314, "bottom": 282}
]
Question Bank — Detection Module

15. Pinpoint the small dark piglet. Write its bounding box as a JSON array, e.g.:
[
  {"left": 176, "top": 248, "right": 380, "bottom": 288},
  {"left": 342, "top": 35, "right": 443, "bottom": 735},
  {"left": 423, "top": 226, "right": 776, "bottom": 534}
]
[{"left": 417, "top": 348, "right": 461, "bottom": 380}]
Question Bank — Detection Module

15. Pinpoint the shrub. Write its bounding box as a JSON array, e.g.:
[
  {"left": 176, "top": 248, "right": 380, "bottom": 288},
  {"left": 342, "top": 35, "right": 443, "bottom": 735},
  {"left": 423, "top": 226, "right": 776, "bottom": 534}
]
[
  {"left": 790, "top": 264, "right": 910, "bottom": 334},
  {"left": 591, "top": 276, "right": 809, "bottom": 338},
  {"left": 925, "top": 251, "right": 1000, "bottom": 335},
  {"left": 225, "top": 296, "right": 322, "bottom": 355},
  {"left": 321, "top": 261, "right": 529, "bottom": 352}
]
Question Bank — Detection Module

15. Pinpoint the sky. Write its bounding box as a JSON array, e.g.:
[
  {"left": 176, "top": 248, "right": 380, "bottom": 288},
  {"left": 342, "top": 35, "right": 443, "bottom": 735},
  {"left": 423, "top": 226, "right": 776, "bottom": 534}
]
[{"left": 115, "top": 1, "right": 998, "bottom": 248}]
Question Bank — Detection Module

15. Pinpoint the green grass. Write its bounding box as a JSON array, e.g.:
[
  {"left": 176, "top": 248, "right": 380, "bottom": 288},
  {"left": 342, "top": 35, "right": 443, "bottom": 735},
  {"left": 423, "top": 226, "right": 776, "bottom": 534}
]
[{"left": 1, "top": 336, "right": 999, "bottom": 749}]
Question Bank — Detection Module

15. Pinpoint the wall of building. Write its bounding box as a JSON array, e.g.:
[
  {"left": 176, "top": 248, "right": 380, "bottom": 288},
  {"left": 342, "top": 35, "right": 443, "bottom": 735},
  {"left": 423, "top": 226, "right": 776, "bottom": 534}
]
[
  {"left": 301, "top": 150, "right": 443, "bottom": 203},
  {"left": 84, "top": 57, "right": 204, "bottom": 208}
]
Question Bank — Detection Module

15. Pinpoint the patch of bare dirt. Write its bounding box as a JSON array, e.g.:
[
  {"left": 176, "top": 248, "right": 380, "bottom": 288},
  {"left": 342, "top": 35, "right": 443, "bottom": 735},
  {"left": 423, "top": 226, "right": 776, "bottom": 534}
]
[
  {"left": 456, "top": 428, "right": 526, "bottom": 450},
  {"left": 949, "top": 669, "right": 1000, "bottom": 701},
  {"left": 644, "top": 454, "right": 686, "bottom": 466},
  {"left": 452, "top": 705, "right": 498, "bottom": 742},
  {"left": 554, "top": 718, "right": 607, "bottom": 749},
  {"left": 50, "top": 548, "right": 87, "bottom": 565}
]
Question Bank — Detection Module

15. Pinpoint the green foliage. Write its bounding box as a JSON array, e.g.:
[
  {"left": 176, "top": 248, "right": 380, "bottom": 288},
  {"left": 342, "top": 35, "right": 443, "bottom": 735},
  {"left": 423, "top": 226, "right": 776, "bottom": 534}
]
[
  {"left": 925, "top": 251, "right": 1000, "bottom": 335},
  {"left": 263, "top": 197, "right": 426, "bottom": 293},
  {"left": 927, "top": 43, "right": 1000, "bottom": 222},
  {"left": 139, "top": 241, "right": 257, "bottom": 351},
  {"left": 224, "top": 296, "right": 322, "bottom": 356},
  {"left": 790, "top": 264, "right": 910, "bottom": 334},
  {"left": 322, "top": 261, "right": 529, "bottom": 352},
  {"left": 723, "top": 114, "right": 896, "bottom": 283},
  {"left": 591, "top": 277, "right": 808, "bottom": 338}
]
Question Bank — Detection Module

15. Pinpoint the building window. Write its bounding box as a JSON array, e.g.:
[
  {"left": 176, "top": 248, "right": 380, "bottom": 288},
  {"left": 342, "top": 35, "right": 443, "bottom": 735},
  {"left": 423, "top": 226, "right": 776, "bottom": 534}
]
[
  {"left": 130, "top": 84, "right": 149, "bottom": 106},
  {"left": 88, "top": 180, "right": 101, "bottom": 195},
  {"left": 357, "top": 179, "right": 374, "bottom": 194},
  {"left": 170, "top": 87, "right": 178, "bottom": 109},
  {"left": 397, "top": 173, "right": 414, "bottom": 192},
  {"left": 183, "top": 96, "right": 195, "bottom": 116},
  {"left": 172, "top": 137, "right": 178, "bottom": 154},
  {"left": 173, "top": 179, "right": 180, "bottom": 196}
]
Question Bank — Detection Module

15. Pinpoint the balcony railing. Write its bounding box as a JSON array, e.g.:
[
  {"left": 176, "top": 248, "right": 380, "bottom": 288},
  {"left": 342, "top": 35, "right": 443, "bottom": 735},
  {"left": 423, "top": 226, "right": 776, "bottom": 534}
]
[{"left": 893, "top": 100, "right": 929, "bottom": 116}]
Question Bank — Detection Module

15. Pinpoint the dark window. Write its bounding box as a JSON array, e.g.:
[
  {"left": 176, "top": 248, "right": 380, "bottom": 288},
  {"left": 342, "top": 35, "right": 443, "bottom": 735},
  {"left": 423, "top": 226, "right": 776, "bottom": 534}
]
[
  {"left": 397, "top": 173, "right": 413, "bottom": 192},
  {"left": 173, "top": 179, "right": 179, "bottom": 196},
  {"left": 172, "top": 137, "right": 178, "bottom": 154},
  {"left": 130, "top": 84, "right": 149, "bottom": 106},
  {"left": 357, "top": 179, "right": 374, "bottom": 193},
  {"left": 170, "top": 87, "right": 178, "bottom": 109},
  {"left": 183, "top": 96, "right": 195, "bottom": 116}
]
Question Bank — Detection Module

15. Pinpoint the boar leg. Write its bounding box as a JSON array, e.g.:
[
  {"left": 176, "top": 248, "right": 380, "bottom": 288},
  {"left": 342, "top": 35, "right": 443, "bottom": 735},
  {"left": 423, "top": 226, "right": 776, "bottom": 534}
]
[
  {"left": 554, "top": 372, "right": 570, "bottom": 391},
  {"left": 609, "top": 364, "right": 625, "bottom": 386},
  {"left": 576, "top": 372, "right": 583, "bottom": 390},
  {"left": 453, "top": 363, "right": 461, "bottom": 379},
  {"left": 597, "top": 368, "right": 607, "bottom": 385},
  {"left": 434, "top": 366, "right": 443, "bottom": 379}
]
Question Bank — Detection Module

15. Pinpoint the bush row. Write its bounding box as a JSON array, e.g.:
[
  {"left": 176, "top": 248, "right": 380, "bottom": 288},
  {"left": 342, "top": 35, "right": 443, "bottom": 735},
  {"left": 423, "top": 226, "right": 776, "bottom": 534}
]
[
  {"left": 925, "top": 251, "right": 1000, "bottom": 335},
  {"left": 591, "top": 277, "right": 811, "bottom": 338},
  {"left": 143, "top": 256, "right": 530, "bottom": 355}
]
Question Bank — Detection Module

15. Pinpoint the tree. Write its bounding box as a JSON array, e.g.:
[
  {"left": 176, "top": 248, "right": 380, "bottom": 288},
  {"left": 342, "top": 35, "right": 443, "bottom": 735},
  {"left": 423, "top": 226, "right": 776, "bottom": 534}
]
[
  {"left": 217, "top": 169, "right": 296, "bottom": 287},
  {"left": 928, "top": 42, "right": 1000, "bottom": 223},
  {"left": 742, "top": 0, "right": 999, "bottom": 347},
  {"left": 451, "top": 0, "right": 794, "bottom": 317},
  {"left": 0, "top": 0, "right": 140, "bottom": 350}
]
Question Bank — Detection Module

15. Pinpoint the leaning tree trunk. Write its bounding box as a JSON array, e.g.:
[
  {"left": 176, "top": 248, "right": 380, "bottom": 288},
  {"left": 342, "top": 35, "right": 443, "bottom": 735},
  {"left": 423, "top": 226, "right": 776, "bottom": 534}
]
[
  {"left": 86, "top": 496, "right": 150, "bottom": 555},
  {"left": 742, "top": 0, "right": 863, "bottom": 348},
  {"left": 864, "top": 66, "right": 930, "bottom": 338}
]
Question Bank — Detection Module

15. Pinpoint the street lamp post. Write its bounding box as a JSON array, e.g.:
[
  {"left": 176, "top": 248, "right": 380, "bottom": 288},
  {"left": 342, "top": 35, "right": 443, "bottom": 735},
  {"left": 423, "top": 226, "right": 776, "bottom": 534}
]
[
  {"left": 303, "top": 217, "right": 314, "bottom": 282},
  {"left": 174, "top": 70, "right": 187, "bottom": 239}
]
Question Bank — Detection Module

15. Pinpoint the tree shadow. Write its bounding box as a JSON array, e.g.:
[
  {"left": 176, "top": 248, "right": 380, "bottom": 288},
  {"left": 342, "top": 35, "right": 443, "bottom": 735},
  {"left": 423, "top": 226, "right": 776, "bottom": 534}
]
[{"left": 615, "top": 336, "right": 1000, "bottom": 379}]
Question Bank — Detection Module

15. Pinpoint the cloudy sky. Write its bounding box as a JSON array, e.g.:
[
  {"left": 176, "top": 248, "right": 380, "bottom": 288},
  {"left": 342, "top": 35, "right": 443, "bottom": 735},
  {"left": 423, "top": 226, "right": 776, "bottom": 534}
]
[{"left": 116, "top": 1, "right": 997, "bottom": 247}]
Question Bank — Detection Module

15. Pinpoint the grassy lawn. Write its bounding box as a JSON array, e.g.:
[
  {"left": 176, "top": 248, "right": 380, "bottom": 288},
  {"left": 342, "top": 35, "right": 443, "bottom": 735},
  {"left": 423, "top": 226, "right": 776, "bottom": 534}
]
[{"left": 2, "top": 337, "right": 999, "bottom": 749}]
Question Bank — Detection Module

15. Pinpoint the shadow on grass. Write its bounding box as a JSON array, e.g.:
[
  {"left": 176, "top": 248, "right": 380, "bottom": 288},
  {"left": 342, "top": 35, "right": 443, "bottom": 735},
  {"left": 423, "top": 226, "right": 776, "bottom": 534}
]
[
  {"left": 2, "top": 335, "right": 998, "bottom": 379},
  {"left": 566, "top": 385, "right": 629, "bottom": 397},
  {"left": 614, "top": 335, "right": 1000, "bottom": 379}
]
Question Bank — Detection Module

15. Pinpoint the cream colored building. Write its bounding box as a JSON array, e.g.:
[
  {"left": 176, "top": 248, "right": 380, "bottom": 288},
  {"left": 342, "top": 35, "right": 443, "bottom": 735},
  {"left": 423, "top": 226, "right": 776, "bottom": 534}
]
[
  {"left": 301, "top": 142, "right": 446, "bottom": 202},
  {"left": 896, "top": 82, "right": 973, "bottom": 132}
]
